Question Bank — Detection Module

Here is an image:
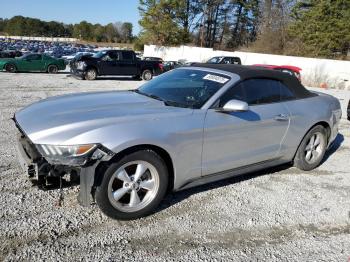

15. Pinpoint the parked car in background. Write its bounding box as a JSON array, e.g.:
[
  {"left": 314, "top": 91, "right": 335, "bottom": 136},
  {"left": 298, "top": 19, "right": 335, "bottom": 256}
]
[
  {"left": 71, "top": 50, "right": 164, "bottom": 80},
  {"left": 69, "top": 53, "right": 95, "bottom": 72},
  {"left": 253, "top": 64, "right": 302, "bottom": 82},
  {"left": 62, "top": 52, "right": 95, "bottom": 63},
  {"left": 163, "top": 61, "right": 183, "bottom": 72},
  {"left": 143, "top": 57, "right": 163, "bottom": 63},
  {"left": 207, "top": 56, "right": 242, "bottom": 65},
  {"left": 14, "top": 64, "right": 341, "bottom": 220},
  {"left": 0, "top": 53, "right": 66, "bottom": 73},
  {"left": 0, "top": 50, "right": 23, "bottom": 58},
  {"left": 0, "top": 38, "right": 96, "bottom": 58},
  {"left": 177, "top": 59, "right": 197, "bottom": 66}
]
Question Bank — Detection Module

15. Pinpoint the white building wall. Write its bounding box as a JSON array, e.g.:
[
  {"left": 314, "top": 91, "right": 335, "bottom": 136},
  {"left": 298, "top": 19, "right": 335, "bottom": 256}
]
[{"left": 144, "top": 45, "right": 350, "bottom": 89}]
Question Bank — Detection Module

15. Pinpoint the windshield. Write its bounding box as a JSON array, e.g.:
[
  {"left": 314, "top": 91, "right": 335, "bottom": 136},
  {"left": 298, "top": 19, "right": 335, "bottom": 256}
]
[
  {"left": 137, "top": 69, "right": 230, "bottom": 109},
  {"left": 92, "top": 51, "right": 107, "bottom": 58},
  {"left": 207, "top": 57, "right": 223, "bottom": 64}
]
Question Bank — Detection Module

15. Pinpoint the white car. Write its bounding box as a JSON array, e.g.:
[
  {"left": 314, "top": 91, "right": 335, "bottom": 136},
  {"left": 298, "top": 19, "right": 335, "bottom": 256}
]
[{"left": 62, "top": 52, "right": 94, "bottom": 62}]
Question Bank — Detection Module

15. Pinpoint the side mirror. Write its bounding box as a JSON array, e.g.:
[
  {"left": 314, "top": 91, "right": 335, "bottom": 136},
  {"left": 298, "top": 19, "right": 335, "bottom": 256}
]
[{"left": 217, "top": 99, "right": 249, "bottom": 113}]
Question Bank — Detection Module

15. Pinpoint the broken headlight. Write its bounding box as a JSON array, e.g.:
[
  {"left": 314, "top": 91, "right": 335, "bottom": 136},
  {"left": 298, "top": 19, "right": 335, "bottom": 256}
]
[{"left": 36, "top": 144, "right": 97, "bottom": 166}]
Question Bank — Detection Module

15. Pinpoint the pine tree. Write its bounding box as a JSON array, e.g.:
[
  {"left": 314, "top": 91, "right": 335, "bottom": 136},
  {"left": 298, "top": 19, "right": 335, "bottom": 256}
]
[{"left": 289, "top": 0, "right": 350, "bottom": 58}]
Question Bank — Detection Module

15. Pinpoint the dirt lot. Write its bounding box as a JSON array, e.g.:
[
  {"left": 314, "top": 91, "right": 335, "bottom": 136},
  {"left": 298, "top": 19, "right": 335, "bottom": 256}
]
[{"left": 0, "top": 71, "right": 349, "bottom": 261}]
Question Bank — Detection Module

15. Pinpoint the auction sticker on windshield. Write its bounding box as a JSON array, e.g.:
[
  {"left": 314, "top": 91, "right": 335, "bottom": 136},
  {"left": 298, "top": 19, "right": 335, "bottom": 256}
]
[{"left": 203, "top": 74, "right": 229, "bottom": 84}]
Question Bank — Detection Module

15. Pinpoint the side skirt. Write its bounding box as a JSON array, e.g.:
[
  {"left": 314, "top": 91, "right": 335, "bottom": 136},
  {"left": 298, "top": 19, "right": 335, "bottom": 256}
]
[{"left": 176, "top": 158, "right": 289, "bottom": 191}]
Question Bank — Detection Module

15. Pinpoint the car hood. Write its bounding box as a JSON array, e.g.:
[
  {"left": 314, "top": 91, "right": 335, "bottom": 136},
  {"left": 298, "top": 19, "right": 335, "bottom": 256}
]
[{"left": 15, "top": 91, "right": 192, "bottom": 145}]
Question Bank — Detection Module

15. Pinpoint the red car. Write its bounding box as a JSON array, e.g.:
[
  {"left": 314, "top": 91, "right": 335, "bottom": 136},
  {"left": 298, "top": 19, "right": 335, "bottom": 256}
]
[{"left": 253, "top": 64, "right": 302, "bottom": 82}]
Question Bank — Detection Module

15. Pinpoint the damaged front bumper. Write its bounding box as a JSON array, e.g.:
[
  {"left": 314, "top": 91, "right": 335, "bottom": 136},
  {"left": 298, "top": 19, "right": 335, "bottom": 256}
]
[{"left": 14, "top": 119, "right": 115, "bottom": 207}]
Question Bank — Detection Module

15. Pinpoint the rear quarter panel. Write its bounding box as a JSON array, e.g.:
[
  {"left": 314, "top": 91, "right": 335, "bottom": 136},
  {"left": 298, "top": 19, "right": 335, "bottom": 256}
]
[
  {"left": 45, "top": 57, "right": 66, "bottom": 71},
  {"left": 281, "top": 93, "right": 340, "bottom": 161},
  {"left": 139, "top": 61, "right": 161, "bottom": 75},
  {"left": 56, "top": 59, "right": 66, "bottom": 70}
]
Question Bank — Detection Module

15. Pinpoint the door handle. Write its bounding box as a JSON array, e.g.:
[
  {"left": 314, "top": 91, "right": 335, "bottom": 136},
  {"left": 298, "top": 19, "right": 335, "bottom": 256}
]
[{"left": 274, "top": 114, "right": 289, "bottom": 121}]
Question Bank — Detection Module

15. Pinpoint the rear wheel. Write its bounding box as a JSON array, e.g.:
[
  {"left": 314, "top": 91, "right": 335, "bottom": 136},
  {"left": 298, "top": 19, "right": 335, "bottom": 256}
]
[
  {"left": 47, "top": 64, "right": 58, "bottom": 74},
  {"left": 85, "top": 68, "right": 97, "bottom": 80},
  {"left": 142, "top": 69, "right": 153, "bottom": 81},
  {"left": 95, "top": 150, "right": 168, "bottom": 220},
  {"left": 294, "top": 125, "right": 327, "bottom": 171},
  {"left": 5, "top": 63, "right": 16, "bottom": 73}
]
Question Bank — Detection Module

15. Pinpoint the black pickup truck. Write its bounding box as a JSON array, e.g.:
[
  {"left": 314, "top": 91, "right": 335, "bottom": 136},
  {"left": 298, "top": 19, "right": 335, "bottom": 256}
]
[{"left": 71, "top": 50, "right": 163, "bottom": 80}]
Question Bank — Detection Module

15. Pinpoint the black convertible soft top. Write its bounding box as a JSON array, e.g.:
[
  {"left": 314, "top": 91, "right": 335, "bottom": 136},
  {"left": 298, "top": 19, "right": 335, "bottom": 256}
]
[{"left": 192, "top": 63, "right": 314, "bottom": 99}]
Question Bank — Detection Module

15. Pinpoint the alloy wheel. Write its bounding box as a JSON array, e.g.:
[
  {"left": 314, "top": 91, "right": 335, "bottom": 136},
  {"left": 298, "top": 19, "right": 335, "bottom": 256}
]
[
  {"left": 48, "top": 65, "right": 58, "bottom": 74},
  {"left": 304, "top": 132, "right": 325, "bottom": 164},
  {"left": 144, "top": 72, "right": 152, "bottom": 80},
  {"left": 86, "top": 69, "right": 96, "bottom": 80},
  {"left": 107, "top": 160, "right": 160, "bottom": 212},
  {"left": 5, "top": 64, "right": 16, "bottom": 73}
]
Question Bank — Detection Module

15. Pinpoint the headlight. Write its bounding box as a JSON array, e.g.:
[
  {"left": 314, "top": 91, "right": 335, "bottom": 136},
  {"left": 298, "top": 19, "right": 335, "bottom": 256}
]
[{"left": 36, "top": 144, "right": 97, "bottom": 166}]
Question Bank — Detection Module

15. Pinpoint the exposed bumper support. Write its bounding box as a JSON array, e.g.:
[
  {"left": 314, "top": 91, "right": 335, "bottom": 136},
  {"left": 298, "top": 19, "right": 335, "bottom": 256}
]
[{"left": 77, "top": 162, "right": 99, "bottom": 207}]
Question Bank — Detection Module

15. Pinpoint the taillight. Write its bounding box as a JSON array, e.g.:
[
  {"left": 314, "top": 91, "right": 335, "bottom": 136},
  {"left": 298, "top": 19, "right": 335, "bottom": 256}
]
[{"left": 158, "top": 63, "right": 164, "bottom": 71}]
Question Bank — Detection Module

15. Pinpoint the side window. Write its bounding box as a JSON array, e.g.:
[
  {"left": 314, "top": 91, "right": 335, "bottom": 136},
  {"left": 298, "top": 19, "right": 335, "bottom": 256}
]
[
  {"left": 248, "top": 79, "right": 281, "bottom": 104},
  {"left": 219, "top": 78, "right": 295, "bottom": 107},
  {"left": 222, "top": 57, "right": 231, "bottom": 64},
  {"left": 103, "top": 52, "right": 119, "bottom": 61},
  {"left": 122, "top": 51, "right": 134, "bottom": 61},
  {"left": 279, "top": 82, "right": 296, "bottom": 101},
  {"left": 219, "top": 82, "right": 246, "bottom": 107},
  {"left": 26, "top": 54, "right": 41, "bottom": 60},
  {"left": 232, "top": 58, "right": 241, "bottom": 65},
  {"left": 109, "top": 52, "right": 120, "bottom": 60}
]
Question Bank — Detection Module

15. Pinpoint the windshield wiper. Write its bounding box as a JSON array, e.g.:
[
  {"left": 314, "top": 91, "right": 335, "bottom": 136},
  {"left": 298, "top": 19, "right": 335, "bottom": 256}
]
[
  {"left": 163, "top": 100, "right": 194, "bottom": 109},
  {"left": 132, "top": 90, "right": 164, "bottom": 102},
  {"left": 132, "top": 90, "right": 193, "bottom": 108}
]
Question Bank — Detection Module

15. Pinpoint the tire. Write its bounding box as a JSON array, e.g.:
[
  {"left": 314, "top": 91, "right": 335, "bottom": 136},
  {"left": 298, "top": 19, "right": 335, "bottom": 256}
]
[
  {"left": 85, "top": 68, "right": 97, "bottom": 80},
  {"left": 294, "top": 125, "right": 327, "bottom": 171},
  {"left": 142, "top": 69, "right": 153, "bottom": 81},
  {"left": 5, "top": 63, "right": 16, "bottom": 73},
  {"left": 95, "top": 150, "right": 168, "bottom": 220},
  {"left": 47, "top": 64, "right": 58, "bottom": 74}
]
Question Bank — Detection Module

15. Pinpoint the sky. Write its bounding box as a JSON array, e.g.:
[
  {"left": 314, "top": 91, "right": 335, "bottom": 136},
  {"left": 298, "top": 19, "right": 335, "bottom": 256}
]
[{"left": 0, "top": 0, "right": 141, "bottom": 34}]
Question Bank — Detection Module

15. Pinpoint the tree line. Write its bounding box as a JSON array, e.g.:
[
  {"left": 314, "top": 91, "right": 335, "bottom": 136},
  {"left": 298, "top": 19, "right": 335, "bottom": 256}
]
[
  {"left": 137, "top": 0, "right": 350, "bottom": 59},
  {"left": 0, "top": 16, "right": 134, "bottom": 43},
  {"left": 0, "top": 0, "right": 349, "bottom": 59}
]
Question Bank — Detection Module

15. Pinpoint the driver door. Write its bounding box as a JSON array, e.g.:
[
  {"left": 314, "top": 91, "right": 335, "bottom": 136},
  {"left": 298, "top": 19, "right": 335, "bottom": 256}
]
[
  {"left": 202, "top": 78, "right": 291, "bottom": 176},
  {"left": 99, "top": 51, "right": 120, "bottom": 75},
  {"left": 19, "top": 54, "right": 43, "bottom": 71}
]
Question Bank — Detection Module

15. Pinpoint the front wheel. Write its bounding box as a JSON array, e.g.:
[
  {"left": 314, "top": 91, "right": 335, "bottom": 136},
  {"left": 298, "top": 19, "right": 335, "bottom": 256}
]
[
  {"left": 95, "top": 150, "right": 168, "bottom": 220},
  {"left": 5, "top": 63, "right": 16, "bottom": 73},
  {"left": 47, "top": 64, "right": 58, "bottom": 74},
  {"left": 142, "top": 69, "right": 153, "bottom": 81},
  {"left": 85, "top": 68, "right": 97, "bottom": 80},
  {"left": 294, "top": 125, "right": 327, "bottom": 171}
]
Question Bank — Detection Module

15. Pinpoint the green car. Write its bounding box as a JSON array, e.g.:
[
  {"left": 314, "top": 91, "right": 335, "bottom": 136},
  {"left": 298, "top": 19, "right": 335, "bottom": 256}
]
[{"left": 0, "top": 53, "right": 66, "bottom": 73}]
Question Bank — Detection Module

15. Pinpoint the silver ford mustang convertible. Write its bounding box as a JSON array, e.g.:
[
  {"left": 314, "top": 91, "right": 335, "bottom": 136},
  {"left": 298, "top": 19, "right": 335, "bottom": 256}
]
[{"left": 14, "top": 64, "right": 341, "bottom": 220}]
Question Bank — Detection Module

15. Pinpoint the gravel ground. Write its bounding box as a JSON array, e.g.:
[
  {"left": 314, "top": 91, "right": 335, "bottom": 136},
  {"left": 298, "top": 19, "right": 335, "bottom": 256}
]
[{"left": 0, "top": 71, "right": 349, "bottom": 261}]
